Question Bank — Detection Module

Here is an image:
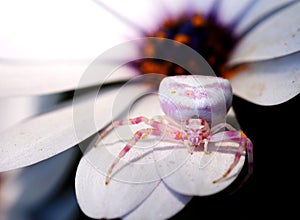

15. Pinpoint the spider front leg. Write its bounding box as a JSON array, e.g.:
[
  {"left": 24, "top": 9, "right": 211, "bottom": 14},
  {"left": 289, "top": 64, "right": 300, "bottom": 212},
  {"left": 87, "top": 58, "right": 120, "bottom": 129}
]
[
  {"left": 209, "top": 130, "right": 253, "bottom": 184},
  {"left": 105, "top": 128, "right": 156, "bottom": 185},
  {"left": 105, "top": 126, "right": 184, "bottom": 185},
  {"left": 102, "top": 116, "right": 184, "bottom": 185},
  {"left": 94, "top": 115, "right": 182, "bottom": 147},
  {"left": 94, "top": 116, "right": 149, "bottom": 147}
]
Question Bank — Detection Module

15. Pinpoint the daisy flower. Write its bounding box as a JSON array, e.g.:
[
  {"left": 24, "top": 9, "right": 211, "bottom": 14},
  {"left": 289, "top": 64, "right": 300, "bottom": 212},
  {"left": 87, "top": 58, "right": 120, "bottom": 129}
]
[{"left": 0, "top": 0, "right": 300, "bottom": 219}]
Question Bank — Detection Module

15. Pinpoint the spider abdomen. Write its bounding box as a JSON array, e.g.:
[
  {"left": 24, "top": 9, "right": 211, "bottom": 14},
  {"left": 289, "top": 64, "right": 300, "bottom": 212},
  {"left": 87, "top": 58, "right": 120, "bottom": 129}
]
[{"left": 159, "top": 75, "right": 232, "bottom": 124}]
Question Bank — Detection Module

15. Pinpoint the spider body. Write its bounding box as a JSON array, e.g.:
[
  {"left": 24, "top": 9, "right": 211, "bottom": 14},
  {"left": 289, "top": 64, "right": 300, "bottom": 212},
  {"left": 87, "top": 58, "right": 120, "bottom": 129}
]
[
  {"left": 183, "top": 118, "right": 210, "bottom": 151},
  {"left": 95, "top": 75, "right": 253, "bottom": 185}
]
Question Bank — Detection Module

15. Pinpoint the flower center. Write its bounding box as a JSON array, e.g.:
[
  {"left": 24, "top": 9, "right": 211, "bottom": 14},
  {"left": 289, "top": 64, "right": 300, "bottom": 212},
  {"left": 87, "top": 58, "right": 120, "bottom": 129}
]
[{"left": 132, "top": 13, "right": 239, "bottom": 78}]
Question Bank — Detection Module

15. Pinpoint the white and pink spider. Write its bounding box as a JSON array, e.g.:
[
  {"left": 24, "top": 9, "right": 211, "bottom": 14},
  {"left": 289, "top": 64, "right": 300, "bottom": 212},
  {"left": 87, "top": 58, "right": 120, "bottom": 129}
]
[{"left": 95, "top": 75, "right": 253, "bottom": 185}]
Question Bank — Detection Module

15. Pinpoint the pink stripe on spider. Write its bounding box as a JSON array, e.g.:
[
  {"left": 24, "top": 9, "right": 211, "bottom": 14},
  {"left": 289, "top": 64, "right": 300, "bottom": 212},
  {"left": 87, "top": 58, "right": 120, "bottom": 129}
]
[
  {"left": 151, "top": 129, "right": 162, "bottom": 136},
  {"left": 114, "top": 121, "right": 124, "bottom": 126},
  {"left": 150, "top": 121, "right": 161, "bottom": 128},
  {"left": 134, "top": 131, "right": 143, "bottom": 141},
  {"left": 124, "top": 145, "right": 131, "bottom": 153},
  {"left": 130, "top": 116, "right": 144, "bottom": 124},
  {"left": 118, "top": 145, "right": 131, "bottom": 158},
  {"left": 234, "top": 151, "right": 242, "bottom": 159}
]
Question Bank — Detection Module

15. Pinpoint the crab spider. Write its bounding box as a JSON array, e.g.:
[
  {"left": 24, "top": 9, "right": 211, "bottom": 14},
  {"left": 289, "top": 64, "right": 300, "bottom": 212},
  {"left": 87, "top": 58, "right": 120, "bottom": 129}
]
[{"left": 94, "top": 75, "right": 253, "bottom": 185}]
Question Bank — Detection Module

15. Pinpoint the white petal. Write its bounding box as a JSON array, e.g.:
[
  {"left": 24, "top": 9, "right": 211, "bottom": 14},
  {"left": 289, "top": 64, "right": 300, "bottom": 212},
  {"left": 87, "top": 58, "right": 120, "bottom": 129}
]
[
  {"left": 124, "top": 182, "right": 192, "bottom": 220},
  {"left": 0, "top": 96, "right": 39, "bottom": 132},
  {"left": 0, "top": 0, "right": 140, "bottom": 97},
  {"left": 0, "top": 36, "right": 141, "bottom": 97},
  {"left": 234, "top": 0, "right": 296, "bottom": 35},
  {"left": 229, "top": 1, "right": 300, "bottom": 65},
  {"left": 190, "top": 0, "right": 216, "bottom": 17},
  {"left": 217, "top": 0, "right": 254, "bottom": 25},
  {"left": 159, "top": 0, "right": 193, "bottom": 18},
  {"left": 230, "top": 51, "right": 300, "bottom": 105},
  {"left": 94, "top": 0, "right": 168, "bottom": 33},
  {"left": 0, "top": 62, "right": 136, "bottom": 96},
  {"left": 75, "top": 156, "right": 158, "bottom": 219},
  {"left": 0, "top": 82, "right": 152, "bottom": 172},
  {"left": 156, "top": 141, "right": 245, "bottom": 196},
  {"left": 0, "top": 0, "right": 137, "bottom": 60}
]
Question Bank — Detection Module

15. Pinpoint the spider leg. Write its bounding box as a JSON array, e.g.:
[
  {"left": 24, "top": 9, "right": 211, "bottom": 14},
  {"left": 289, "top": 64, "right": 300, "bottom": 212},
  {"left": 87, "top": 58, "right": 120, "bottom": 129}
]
[
  {"left": 105, "top": 128, "right": 154, "bottom": 185},
  {"left": 210, "top": 122, "right": 236, "bottom": 134},
  {"left": 105, "top": 125, "right": 184, "bottom": 185},
  {"left": 203, "top": 139, "right": 209, "bottom": 154},
  {"left": 94, "top": 116, "right": 149, "bottom": 147},
  {"left": 210, "top": 130, "right": 253, "bottom": 184},
  {"left": 94, "top": 115, "right": 181, "bottom": 147}
]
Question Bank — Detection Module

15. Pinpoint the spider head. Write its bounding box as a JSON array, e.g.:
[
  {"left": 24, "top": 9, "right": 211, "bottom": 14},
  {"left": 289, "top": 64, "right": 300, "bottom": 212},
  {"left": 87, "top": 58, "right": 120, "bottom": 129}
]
[{"left": 183, "top": 117, "right": 210, "bottom": 147}]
